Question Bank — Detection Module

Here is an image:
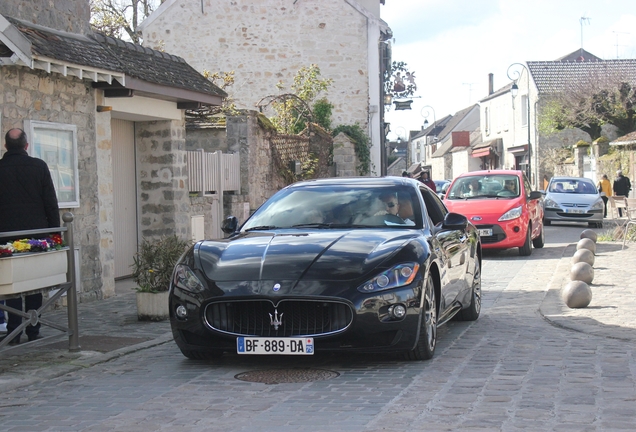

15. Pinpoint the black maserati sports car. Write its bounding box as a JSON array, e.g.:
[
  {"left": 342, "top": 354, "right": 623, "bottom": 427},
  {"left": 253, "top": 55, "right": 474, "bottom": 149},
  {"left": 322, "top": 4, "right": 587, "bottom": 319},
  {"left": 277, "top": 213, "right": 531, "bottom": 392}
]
[{"left": 169, "top": 177, "right": 482, "bottom": 361}]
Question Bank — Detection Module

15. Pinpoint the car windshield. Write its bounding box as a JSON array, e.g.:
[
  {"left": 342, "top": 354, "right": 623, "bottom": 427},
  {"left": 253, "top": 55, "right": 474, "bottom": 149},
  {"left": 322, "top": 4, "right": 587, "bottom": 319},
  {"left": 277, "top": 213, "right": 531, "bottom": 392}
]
[
  {"left": 549, "top": 179, "right": 597, "bottom": 194},
  {"left": 446, "top": 174, "right": 520, "bottom": 200},
  {"left": 242, "top": 184, "right": 423, "bottom": 230}
]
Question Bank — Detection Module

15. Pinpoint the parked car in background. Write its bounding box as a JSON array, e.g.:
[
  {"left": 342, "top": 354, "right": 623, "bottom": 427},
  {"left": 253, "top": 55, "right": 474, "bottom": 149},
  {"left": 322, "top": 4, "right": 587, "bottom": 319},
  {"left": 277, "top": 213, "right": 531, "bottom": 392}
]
[
  {"left": 169, "top": 177, "right": 482, "bottom": 362},
  {"left": 443, "top": 170, "right": 544, "bottom": 256},
  {"left": 434, "top": 179, "right": 451, "bottom": 199},
  {"left": 543, "top": 176, "right": 604, "bottom": 228}
]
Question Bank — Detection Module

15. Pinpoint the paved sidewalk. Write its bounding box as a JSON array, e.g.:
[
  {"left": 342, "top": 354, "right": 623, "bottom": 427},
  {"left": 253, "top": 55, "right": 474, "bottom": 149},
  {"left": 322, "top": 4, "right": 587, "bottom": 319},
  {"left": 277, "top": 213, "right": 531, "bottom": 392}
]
[{"left": 1, "top": 238, "right": 635, "bottom": 393}]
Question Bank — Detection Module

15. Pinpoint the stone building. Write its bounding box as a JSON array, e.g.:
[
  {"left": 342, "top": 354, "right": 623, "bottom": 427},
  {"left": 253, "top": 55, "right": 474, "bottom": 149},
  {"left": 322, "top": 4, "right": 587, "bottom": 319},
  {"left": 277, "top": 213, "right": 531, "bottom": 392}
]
[
  {"left": 0, "top": 0, "right": 226, "bottom": 299},
  {"left": 138, "top": 0, "right": 391, "bottom": 175}
]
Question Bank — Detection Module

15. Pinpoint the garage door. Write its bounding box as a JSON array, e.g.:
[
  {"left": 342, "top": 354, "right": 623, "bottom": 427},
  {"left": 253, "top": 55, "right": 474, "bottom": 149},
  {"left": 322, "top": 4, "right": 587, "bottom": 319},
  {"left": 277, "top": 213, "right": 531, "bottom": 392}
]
[{"left": 111, "top": 119, "right": 138, "bottom": 278}]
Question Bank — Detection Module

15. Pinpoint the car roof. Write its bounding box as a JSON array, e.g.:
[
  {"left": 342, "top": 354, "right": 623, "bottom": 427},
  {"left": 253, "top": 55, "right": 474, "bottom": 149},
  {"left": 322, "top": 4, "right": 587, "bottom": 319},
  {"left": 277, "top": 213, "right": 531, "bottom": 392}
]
[
  {"left": 550, "top": 176, "right": 593, "bottom": 182},
  {"left": 454, "top": 170, "right": 523, "bottom": 178},
  {"left": 288, "top": 176, "right": 420, "bottom": 188}
]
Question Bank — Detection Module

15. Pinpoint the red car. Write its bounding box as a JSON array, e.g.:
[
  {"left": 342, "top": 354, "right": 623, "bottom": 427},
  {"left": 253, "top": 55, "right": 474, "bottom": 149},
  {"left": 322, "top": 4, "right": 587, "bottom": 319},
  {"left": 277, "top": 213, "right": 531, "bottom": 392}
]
[{"left": 443, "top": 170, "right": 544, "bottom": 256}]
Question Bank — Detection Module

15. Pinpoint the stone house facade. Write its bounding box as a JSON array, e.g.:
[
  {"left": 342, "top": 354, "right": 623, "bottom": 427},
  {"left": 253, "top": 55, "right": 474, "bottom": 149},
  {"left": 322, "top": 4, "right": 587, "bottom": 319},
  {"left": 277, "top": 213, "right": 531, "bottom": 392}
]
[
  {"left": 0, "top": 0, "right": 226, "bottom": 300},
  {"left": 429, "top": 105, "right": 480, "bottom": 181},
  {"left": 138, "top": 0, "right": 391, "bottom": 175}
]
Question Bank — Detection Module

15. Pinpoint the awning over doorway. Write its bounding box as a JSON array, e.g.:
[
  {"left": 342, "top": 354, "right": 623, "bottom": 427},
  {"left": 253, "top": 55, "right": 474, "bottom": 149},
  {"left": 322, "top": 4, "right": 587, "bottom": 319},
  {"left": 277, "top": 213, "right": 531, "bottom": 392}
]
[
  {"left": 507, "top": 144, "right": 529, "bottom": 154},
  {"left": 471, "top": 138, "right": 502, "bottom": 158}
]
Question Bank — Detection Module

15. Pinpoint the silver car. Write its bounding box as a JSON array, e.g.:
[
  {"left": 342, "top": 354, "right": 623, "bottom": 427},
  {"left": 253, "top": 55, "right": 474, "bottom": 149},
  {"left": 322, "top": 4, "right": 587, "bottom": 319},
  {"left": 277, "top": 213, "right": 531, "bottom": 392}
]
[{"left": 543, "top": 176, "right": 604, "bottom": 228}]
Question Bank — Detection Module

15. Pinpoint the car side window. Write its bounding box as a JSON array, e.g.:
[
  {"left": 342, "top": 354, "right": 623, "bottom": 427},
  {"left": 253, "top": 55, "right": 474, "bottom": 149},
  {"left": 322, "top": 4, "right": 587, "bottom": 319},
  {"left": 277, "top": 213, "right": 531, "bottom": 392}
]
[
  {"left": 420, "top": 187, "right": 447, "bottom": 226},
  {"left": 523, "top": 175, "right": 532, "bottom": 198}
]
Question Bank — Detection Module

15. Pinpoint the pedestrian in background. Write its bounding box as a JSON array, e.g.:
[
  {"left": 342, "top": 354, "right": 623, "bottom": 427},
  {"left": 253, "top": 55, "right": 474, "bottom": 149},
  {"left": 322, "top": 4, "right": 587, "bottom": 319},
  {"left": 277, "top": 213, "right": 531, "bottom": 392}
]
[
  {"left": 0, "top": 128, "right": 60, "bottom": 345},
  {"left": 613, "top": 170, "right": 632, "bottom": 217},
  {"left": 598, "top": 174, "right": 612, "bottom": 218},
  {"left": 543, "top": 174, "right": 549, "bottom": 191},
  {"left": 419, "top": 171, "right": 436, "bottom": 192}
]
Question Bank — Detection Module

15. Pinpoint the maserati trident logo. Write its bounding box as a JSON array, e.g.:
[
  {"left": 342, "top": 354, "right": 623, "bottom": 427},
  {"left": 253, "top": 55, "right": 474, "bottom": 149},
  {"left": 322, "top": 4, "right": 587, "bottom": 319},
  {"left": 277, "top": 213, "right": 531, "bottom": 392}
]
[
  {"left": 269, "top": 309, "right": 283, "bottom": 330},
  {"left": 272, "top": 283, "right": 281, "bottom": 292}
]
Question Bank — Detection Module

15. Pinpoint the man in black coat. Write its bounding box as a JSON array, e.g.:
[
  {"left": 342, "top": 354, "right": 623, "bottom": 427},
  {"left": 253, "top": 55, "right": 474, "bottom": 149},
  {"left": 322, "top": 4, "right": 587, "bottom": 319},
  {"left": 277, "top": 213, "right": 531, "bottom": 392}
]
[
  {"left": 613, "top": 170, "right": 632, "bottom": 217},
  {"left": 0, "top": 128, "right": 60, "bottom": 345}
]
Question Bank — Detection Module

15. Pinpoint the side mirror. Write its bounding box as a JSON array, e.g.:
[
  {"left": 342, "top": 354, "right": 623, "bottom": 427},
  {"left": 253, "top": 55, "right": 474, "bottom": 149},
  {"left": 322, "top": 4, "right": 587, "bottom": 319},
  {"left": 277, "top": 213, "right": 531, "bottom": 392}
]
[
  {"left": 221, "top": 216, "right": 239, "bottom": 234},
  {"left": 442, "top": 212, "right": 468, "bottom": 230},
  {"left": 529, "top": 191, "right": 543, "bottom": 201}
]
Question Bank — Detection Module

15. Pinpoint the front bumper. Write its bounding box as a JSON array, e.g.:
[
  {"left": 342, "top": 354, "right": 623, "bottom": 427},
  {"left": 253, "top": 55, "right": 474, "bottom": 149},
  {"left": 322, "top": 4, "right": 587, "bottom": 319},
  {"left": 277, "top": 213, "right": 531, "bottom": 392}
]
[
  {"left": 169, "top": 282, "right": 425, "bottom": 355},
  {"left": 475, "top": 219, "right": 528, "bottom": 249},
  {"left": 544, "top": 208, "right": 603, "bottom": 223}
]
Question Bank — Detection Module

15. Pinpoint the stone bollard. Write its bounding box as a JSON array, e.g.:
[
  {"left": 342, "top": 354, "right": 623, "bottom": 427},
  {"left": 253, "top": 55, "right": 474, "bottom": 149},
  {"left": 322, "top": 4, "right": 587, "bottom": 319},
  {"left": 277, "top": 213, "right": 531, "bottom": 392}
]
[
  {"left": 577, "top": 238, "right": 596, "bottom": 255},
  {"left": 561, "top": 280, "right": 592, "bottom": 308},
  {"left": 571, "top": 261, "right": 594, "bottom": 284},
  {"left": 571, "top": 248, "right": 595, "bottom": 266},
  {"left": 580, "top": 229, "right": 598, "bottom": 243}
]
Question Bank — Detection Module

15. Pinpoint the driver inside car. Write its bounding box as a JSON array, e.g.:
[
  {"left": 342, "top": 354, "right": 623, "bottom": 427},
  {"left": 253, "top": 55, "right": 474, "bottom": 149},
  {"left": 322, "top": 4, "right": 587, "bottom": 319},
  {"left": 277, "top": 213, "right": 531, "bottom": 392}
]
[{"left": 377, "top": 192, "right": 400, "bottom": 216}]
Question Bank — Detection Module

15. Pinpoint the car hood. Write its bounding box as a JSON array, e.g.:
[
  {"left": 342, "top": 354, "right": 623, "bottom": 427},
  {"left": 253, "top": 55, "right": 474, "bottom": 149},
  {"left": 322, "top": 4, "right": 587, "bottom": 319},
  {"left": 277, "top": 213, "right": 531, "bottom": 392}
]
[
  {"left": 195, "top": 229, "right": 419, "bottom": 283},
  {"left": 444, "top": 197, "right": 523, "bottom": 221},
  {"left": 546, "top": 192, "right": 601, "bottom": 205}
]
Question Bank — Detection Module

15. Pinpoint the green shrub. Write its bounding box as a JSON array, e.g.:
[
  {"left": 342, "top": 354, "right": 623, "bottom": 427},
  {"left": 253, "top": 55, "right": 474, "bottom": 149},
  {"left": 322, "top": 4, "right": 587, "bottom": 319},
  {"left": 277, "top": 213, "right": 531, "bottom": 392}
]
[{"left": 131, "top": 235, "right": 191, "bottom": 293}]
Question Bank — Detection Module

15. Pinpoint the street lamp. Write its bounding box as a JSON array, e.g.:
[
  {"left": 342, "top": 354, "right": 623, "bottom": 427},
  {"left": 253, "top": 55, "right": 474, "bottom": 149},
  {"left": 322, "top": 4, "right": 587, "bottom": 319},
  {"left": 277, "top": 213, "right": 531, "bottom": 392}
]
[
  {"left": 421, "top": 105, "right": 436, "bottom": 130},
  {"left": 507, "top": 62, "right": 532, "bottom": 184}
]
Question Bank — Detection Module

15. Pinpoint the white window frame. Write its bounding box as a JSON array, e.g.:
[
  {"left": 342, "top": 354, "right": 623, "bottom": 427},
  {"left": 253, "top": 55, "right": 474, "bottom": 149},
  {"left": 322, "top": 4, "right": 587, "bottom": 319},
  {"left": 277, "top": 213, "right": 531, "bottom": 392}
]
[
  {"left": 24, "top": 120, "right": 80, "bottom": 208},
  {"left": 521, "top": 95, "right": 529, "bottom": 127}
]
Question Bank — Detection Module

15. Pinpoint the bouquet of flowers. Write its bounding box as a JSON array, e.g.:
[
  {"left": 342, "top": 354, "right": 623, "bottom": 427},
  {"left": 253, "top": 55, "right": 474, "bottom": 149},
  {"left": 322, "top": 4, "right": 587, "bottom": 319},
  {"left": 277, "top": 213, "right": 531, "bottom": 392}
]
[{"left": 0, "top": 234, "right": 65, "bottom": 258}]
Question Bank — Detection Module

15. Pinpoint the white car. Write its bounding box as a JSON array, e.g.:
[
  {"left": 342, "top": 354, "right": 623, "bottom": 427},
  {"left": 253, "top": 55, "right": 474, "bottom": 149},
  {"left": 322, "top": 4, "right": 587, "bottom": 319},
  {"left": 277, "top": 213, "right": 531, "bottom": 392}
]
[{"left": 543, "top": 176, "right": 604, "bottom": 228}]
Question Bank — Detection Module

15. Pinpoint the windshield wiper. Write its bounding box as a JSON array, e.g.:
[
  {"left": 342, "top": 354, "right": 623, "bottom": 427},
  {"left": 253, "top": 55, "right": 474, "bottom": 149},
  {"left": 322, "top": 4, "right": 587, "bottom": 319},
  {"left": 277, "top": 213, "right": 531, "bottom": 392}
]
[
  {"left": 245, "top": 225, "right": 279, "bottom": 231},
  {"left": 291, "top": 223, "right": 332, "bottom": 228}
]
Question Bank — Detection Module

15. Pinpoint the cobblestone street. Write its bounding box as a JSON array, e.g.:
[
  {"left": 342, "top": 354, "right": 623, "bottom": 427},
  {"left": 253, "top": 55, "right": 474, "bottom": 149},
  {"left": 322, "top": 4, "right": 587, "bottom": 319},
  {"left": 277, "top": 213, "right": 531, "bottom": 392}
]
[{"left": 1, "top": 224, "right": 635, "bottom": 431}]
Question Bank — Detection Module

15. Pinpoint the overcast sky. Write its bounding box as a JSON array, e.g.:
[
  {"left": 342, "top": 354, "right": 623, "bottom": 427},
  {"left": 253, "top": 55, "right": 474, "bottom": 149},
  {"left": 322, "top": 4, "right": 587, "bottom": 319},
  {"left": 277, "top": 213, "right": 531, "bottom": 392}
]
[{"left": 380, "top": 0, "right": 636, "bottom": 139}]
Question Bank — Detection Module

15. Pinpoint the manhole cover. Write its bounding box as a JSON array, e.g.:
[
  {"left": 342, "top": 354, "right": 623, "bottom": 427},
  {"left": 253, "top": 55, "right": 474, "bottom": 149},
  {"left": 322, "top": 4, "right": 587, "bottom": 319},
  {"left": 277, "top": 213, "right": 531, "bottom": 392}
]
[{"left": 235, "top": 368, "right": 339, "bottom": 384}]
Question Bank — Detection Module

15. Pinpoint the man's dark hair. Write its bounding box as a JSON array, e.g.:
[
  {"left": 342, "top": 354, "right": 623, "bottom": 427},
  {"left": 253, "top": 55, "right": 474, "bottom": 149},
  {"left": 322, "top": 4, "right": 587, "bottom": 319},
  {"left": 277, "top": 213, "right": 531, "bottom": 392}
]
[{"left": 5, "top": 128, "right": 28, "bottom": 151}]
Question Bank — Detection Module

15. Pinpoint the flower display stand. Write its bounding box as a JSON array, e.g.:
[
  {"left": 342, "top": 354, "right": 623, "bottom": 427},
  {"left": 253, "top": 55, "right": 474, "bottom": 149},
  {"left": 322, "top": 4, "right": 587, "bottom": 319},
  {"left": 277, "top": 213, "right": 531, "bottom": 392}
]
[
  {"left": 0, "top": 213, "right": 80, "bottom": 353},
  {"left": 0, "top": 249, "right": 68, "bottom": 296}
]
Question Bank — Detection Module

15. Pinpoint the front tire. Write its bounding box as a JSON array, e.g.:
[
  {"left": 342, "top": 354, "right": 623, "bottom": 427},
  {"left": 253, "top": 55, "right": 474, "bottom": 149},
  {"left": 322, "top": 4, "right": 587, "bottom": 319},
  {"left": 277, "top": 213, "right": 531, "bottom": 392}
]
[
  {"left": 532, "top": 224, "right": 545, "bottom": 248},
  {"left": 456, "top": 257, "right": 481, "bottom": 321},
  {"left": 519, "top": 224, "right": 533, "bottom": 256},
  {"left": 404, "top": 273, "right": 437, "bottom": 361}
]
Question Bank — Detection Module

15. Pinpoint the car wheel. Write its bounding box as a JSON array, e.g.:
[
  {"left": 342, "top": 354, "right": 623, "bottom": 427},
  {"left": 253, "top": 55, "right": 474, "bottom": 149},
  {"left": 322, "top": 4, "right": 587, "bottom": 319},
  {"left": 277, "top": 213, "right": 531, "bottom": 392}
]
[
  {"left": 404, "top": 273, "right": 437, "bottom": 361},
  {"left": 532, "top": 224, "right": 545, "bottom": 248},
  {"left": 456, "top": 257, "right": 481, "bottom": 321},
  {"left": 543, "top": 219, "right": 551, "bottom": 226},
  {"left": 519, "top": 224, "right": 532, "bottom": 256},
  {"left": 588, "top": 222, "right": 603, "bottom": 228}
]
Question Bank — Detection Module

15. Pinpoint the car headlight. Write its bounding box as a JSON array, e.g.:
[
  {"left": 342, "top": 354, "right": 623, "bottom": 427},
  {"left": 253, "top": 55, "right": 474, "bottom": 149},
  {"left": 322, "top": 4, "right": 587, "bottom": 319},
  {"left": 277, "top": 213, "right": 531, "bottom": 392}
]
[
  {"left": 591, "top": 200, "right": 604, "bottom": 210},
  {"left": 358, "top": 263, "right": 420, "bottom": 293},
  {"left": 499, "top": 205, "right": 523, "bottom": 221},
  {"left": 544, "top": 198, "right": 560, "bottom": 209},
  {"left": 172, "top": 264, "right": 205, "bottom": 292}
]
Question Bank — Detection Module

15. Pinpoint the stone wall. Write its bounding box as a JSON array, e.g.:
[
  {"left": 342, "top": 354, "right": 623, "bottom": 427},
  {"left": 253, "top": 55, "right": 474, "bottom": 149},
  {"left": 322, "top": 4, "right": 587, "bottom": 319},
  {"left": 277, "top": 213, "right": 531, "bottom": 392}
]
[
  {"left": 135, "top": 118, "right": 191, "bottom": 240},
  {"left": 185, "top": 126, "right": 227, "bottom": 153},
  {"left": 333, "top": 132, "right": 359, "bottom": 177},
  {"left": 0, "top": 66, "right": 105, "bottom": 301},
  {"left": 226, "top": 111, "right": 281, "bottom": 211},
  {"left": 0, "top": 0, "right": 91, "bottom": 34},
  {"left": 142, "top": 0, "right": 370, "bottom": 134}
]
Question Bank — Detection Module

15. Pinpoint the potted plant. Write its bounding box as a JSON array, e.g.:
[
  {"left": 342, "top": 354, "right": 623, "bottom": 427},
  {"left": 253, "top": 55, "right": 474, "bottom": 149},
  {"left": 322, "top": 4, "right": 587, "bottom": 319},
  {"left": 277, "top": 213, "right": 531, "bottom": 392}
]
[{"left": 131, "top": 235, "right": 190, "bottom": 321}]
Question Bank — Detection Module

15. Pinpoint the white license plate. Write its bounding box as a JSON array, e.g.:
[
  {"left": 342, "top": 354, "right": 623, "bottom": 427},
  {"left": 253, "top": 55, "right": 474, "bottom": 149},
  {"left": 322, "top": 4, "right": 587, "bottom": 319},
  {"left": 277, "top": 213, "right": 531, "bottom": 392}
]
[
  {"left": 565, "top": 209, "right": 585, "bottom": 214},
  {"left": 478, "top": 229, "right": 492, "bottom": 237},
  {"left": 237, "top": 337, "right": 314, "bottom": 355}
]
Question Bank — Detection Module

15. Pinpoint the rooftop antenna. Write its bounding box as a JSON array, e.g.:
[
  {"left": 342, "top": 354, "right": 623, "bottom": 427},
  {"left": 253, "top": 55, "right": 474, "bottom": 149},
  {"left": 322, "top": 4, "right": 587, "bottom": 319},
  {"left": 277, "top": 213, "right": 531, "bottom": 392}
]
[
  {"left": 580, "top": 15, "right": 591, "bottom": 49},
  {"left": 613, "top": 31, "right": 630, "bottom": 59},
  {"left": 462, "top": 82, "right": 476, "bottom": 104}
]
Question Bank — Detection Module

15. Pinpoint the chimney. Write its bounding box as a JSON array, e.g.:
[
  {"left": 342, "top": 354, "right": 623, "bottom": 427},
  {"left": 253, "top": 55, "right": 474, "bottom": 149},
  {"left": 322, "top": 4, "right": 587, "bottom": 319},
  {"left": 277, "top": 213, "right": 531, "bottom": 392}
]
[
  {"left": 451, "top": 131, "right": 470, "bottom": 147},
  {"left": 488, "top": 73, "right": 494, "bottom": 95}
]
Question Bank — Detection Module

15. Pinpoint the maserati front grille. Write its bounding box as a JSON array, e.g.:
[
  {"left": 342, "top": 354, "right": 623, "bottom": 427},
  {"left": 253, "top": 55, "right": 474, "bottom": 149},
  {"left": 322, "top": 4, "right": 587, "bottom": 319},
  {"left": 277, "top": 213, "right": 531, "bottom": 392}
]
[{"left": 204, "top": 299, "right": 353, "bottom": 337}]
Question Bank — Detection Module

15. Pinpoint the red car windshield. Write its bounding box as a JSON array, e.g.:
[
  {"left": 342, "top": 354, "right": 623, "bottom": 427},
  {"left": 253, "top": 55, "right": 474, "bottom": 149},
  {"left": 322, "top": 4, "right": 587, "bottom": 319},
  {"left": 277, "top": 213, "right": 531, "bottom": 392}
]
[{"left": 447, "top": 175, "right": 520, "bottom": 200}]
